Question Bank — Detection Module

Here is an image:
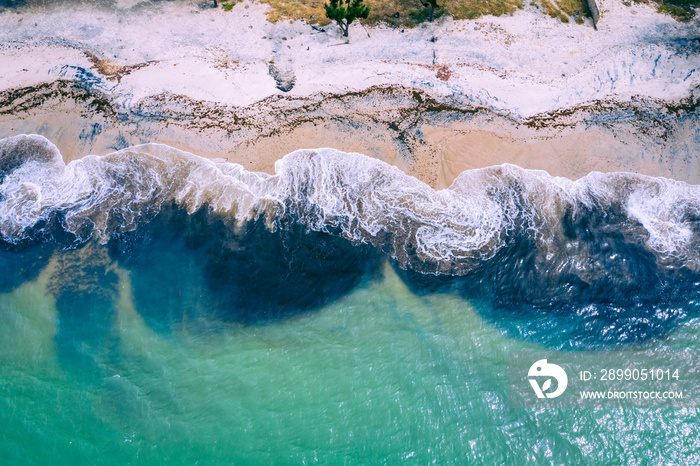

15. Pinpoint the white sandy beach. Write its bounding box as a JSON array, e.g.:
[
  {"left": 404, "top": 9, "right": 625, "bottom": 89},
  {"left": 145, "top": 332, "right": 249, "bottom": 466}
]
[{"left": 0, "top": 0, "right": 698, "bottom": 186}]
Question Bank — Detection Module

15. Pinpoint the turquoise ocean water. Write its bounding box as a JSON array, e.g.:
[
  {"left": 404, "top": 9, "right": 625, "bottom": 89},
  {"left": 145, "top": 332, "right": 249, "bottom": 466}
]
[{"left": 1, "top": 134, "right": 699, "bottom": 463}]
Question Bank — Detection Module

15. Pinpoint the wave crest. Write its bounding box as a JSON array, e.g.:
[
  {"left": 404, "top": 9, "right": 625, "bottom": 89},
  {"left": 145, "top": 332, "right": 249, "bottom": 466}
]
[{"left": 1, "top": 134, "right": 699, "bottom": 275}]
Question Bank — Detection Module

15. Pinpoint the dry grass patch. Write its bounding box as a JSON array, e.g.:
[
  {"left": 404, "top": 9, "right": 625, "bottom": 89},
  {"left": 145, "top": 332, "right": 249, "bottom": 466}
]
[
  {"left": 531, "top": 0, "right": 591, "bottom": 23},
  {"left": 220, "top": 0, "right": 595, "bottom": 26},
  {"left": 262, "top": 0, "right": 332, "bottom": 24},
  {"left": 446, "top": 0, "right": 522, "bottom": 20},
  {"left": 237, "top": 0, "right": 527, "bottom": 27},
  {"left": 631, "top": 0, "right": 700, "bottom": 22}
]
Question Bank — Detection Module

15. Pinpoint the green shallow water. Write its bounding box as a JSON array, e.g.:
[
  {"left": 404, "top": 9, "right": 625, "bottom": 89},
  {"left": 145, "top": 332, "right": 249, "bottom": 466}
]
[{"left": 1, "top": 263, "right": 699, "bottom": 464}]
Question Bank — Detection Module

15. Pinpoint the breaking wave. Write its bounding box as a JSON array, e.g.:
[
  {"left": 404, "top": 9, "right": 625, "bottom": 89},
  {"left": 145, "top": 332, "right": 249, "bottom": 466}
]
[{"left": 1, "top": 134, "right": 699, "bottom": 346}]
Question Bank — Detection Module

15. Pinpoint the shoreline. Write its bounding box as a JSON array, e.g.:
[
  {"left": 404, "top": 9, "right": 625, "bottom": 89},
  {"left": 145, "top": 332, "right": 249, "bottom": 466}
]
[{"left": 2, "top": 81, "right": 697, "bottom": 188}]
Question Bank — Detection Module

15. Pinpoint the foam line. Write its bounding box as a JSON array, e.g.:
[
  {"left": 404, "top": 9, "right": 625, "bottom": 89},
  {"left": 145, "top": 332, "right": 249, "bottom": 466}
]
[{"left": 1, "top": 134, "right": 698, "bottom": 274}]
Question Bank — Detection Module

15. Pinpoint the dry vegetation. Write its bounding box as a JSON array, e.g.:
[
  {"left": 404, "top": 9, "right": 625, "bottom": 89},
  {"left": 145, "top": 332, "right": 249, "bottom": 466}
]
[
  {"left": 630, "top": 0, "right": 700, "bottom": 22},
  {"left": 531, "top": 0, "right": 591, "bottom": 23},
  {"left": 84, "top": 52, "right": 154, "bottom": 83},
  {"left": 219, "top": 0, "right": 593, "bottom": 27}
]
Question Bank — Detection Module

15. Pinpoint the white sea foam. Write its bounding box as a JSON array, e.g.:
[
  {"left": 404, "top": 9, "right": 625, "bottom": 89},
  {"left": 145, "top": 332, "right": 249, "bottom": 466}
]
[{"left": 1, "top": 134, "right": 698, "bottom": 274}]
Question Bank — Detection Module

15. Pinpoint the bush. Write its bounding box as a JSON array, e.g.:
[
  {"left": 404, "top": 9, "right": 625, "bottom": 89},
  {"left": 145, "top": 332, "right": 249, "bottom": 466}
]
[{"left": 325, "top": 0, "right": 370, "bottom": 37}]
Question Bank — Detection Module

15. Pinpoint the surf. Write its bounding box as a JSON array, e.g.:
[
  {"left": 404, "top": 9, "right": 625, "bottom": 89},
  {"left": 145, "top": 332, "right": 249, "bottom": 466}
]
[{"left": 1, "top": 133, "right": 699, "bottom": 347}]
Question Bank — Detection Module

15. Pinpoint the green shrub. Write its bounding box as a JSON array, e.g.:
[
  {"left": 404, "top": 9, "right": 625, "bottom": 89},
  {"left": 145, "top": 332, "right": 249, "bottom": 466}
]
[{"left": 325, "top": 0, "right": 370, "bottom": 37}]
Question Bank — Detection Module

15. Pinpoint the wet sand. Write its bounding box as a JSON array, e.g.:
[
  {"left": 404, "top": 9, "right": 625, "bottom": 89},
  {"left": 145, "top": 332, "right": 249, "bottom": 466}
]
[{"left": 2, "top": 92, "right": 696, "bottom": 190}]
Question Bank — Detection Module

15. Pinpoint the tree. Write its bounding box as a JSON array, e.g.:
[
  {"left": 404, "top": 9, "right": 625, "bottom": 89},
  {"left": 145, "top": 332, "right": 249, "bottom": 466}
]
[
  {"left": 419, "top": 0, "right": 438, "bottom": 22},
  {"left": 324, "top": 0, "right": 370, "bottom": 38}
]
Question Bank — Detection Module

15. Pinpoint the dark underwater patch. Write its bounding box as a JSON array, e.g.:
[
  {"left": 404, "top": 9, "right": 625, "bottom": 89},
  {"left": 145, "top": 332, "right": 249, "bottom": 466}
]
[
  {"left": 48, "top": 244, "right": 120, "bottom": 381},
  {"left": 396, "top": 201, "right": 700, "bottom": 349},
  {"left": 0, "top": 241, "right": 54, "bottom": 293},
  {"left": 108, "top": 203, "right": 381, "bottom": 330}
]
